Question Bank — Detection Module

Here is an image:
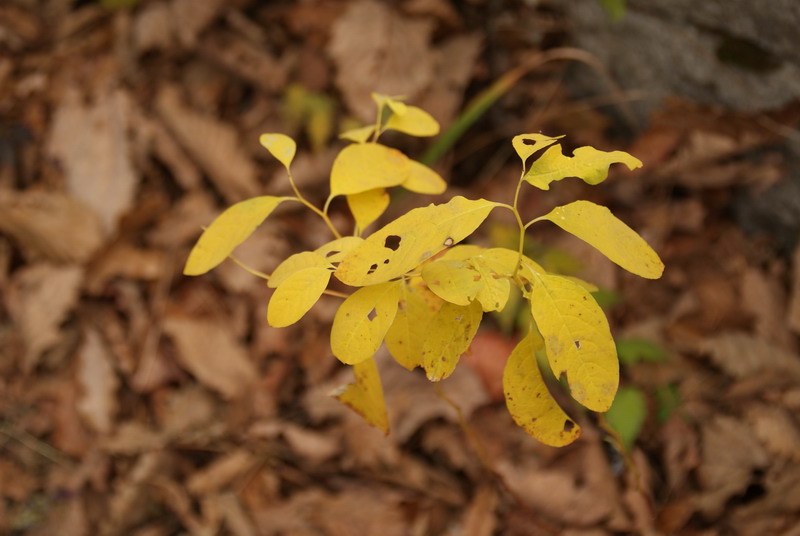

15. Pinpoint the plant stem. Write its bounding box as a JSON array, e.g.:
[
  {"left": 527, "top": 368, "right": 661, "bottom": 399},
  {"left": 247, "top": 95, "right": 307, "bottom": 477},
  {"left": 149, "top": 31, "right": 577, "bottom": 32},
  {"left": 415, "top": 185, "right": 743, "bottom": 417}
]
[
  {"left": 230, "top": 255, "right": 350, "bottom": 299},
  {"left": 286, "top": 171, "right": 342, "bottom": 239}
]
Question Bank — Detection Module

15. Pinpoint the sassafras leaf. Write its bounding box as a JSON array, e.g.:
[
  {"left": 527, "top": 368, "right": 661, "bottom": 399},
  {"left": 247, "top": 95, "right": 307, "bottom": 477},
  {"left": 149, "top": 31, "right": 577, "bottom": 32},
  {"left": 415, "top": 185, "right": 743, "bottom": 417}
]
[
  {"left": 401, "top": 160, "right": 446, "bottom": 194},
  {"left": 330, "top": 143, "right": 411, "bottom": 196},
  {"left": 385, "top": 105, "right": 440, "bottom": 137},
  {"left": 524, "top": 145, "right": 642, "bottom": 190},
  {"left": 511, "top": 133, "right": 563, "bottom": 166},
  {"left": 527, "top": 271, "right": 618, "bottom": 412},
  {"left": 347, "top": 188, "right": 390, "bottom": 231},
  {"left": 332, "top": 357, "right": 389, "bottom": 434},
  {"left": 259, "top": 133, "right": 296, "bottom": 169},
  {"left": 184, "top": 196, "right": 288, "bottom": 276},
  {"left": 503, "top": 331, "right": 581, "bottom": 446},
  {"left": 335, "top": 196, "right": 499, "bottom": 286},
  {"left": 269, "top": 251, "right": 330, "bottom": 288},
  {"left": 422, "top": 300, "right": 482, "bottom": 382},
  {"left": 537, "top": 200, "right": 664, "bottom": 279},
  {"left": 331, "top": 281, "right": 401, "bottom": 365},
  {"left": 267, "top": 267, "right": 331, "bottom": 327}
]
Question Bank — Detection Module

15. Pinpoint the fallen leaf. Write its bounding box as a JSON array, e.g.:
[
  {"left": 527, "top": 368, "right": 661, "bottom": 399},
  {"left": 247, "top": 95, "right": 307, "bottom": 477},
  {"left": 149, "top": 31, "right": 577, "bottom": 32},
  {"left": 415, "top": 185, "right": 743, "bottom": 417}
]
[
  {"left": 199, "top": 30, "right": 288, "bottom": 93},
  {"left": 86, "top": 244, "right": 167, "bottom": 294},
  {"left": 462, "top": 486, "right": 498, "bottom": 536},
  {"left": 788, "top": 244, "right": 800, "bottom": 335},
  {"left": 162, "top": 315, "right": 257, "bottom": 399},
  {"left": 170, "top": 0, "right": 225, "bottom": 48},
  {"left": 328, "top": 0, "right": 434, "bottom": 122},
  {"left": 76, "top": 328, "right": 119, "bottom": 435},
  {"left": 47, "top": 85, "right": 138, "bottom": 235},
  {"left": 746, "top": 405, "right": 800, "bottom": 461},
  {"left": 186, "top": 449, "right": 257, "bottom": 495},
  {"left": 699, "top": 332, "right": 800, "bottom": 380},
  {"left": 741, "top": 267, "right": 793, "bottom": 348},
  {"left": 7, "top": 264, "right": 83, "bottom": 371}
]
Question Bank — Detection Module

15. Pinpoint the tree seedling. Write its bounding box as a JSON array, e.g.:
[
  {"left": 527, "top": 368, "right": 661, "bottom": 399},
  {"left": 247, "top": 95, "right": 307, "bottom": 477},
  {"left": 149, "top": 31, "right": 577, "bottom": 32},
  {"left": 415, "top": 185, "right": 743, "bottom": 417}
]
[{"left": 184, "top": 94, "right": 663, "bottom": 447}]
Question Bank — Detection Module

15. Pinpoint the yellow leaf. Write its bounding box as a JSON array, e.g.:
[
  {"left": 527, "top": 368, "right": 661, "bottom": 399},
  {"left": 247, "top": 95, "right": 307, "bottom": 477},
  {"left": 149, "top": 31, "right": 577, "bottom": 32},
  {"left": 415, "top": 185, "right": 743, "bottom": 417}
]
[
  {"left": 268, "top": 251, "right": 330, "bottom": 288},
  {"left": 330, "top": 143, "right": 411, "bottom": 197},
  {"left": 372, "top": 93, "right": 407, "bottom": 116},
  {"left": 562, "top": 275, "right": 599, "bottom": 293},
  {"left": 422, "top": 259, "right": 482, "bottom": 306},
  {"left": 401, "top": 160, "right": 447, "bottom": 194},
  {"left": 422, "top": 300, "right": 482, "bottom": 382},
  {"left": 267, "top": 267, "right": 331, "bottom": 327},
  {"left": 527, "top": 271, "right": 618, "bottom": 412},
  {"left": 524, "top": 145, "right": 642, "bottom": 190},
  {"left": 386, "top": 105, "right": 440, "bottom": 137},
  {"left": 503, "top": 331, "right": 581, "bottom": 446},
  {"left": 332, "top": 357, "right": 389, "bottom": 434},
  {"left": 511, "top": 133, "right": 563, "bottom": 166},
  {"left": 315, "top": 236, "right": 364, "bottom": 264},
  {"left": 259, "top": 134, "right": 296, "bottom": 169},
  {"left": 385, "top": 280, "right": 442, "bottom": 370},
  {"left": 440, "top": 244, "right": 486, "bottom": 261},
  {"left": 184, "top": 196, "right": 287, "bottom": 276},
  {"left": 536, "top": 200, "right": 664, "bottom": 279},
  {"left": 347, "top": 188, "right": 390, "bottom": 231},
  {"left": 479, "top": 247, "right": 546, "bottom": 277},
  {"left": 470, "top": 256, "right": 511, "bottom": 312},
  {"left": 335, "top": 196, "right": 499, "bottom": 286},
  {"left": 331, "top": 281, "right": 401, "bottom": 365},
  {"left": 339, "top": 125, "right": 376, "bottom": 143}
]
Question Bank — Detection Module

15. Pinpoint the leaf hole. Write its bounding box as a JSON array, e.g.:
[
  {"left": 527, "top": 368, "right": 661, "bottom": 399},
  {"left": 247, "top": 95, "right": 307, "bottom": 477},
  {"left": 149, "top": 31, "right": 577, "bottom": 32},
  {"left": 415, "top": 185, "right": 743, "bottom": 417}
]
[
  {"left": 367, "top": 308, "right": 377, "bottom": 321},
  {"left": 325, "top": 250, "right": 340, "bottom": 258},
  {"left": 384, "top": 235, "right": 401, "bottom": 251},
  {"left": 443, "top": 237, "right": 454, "bottom": 247},
  {"left": 521, "top": 138, "right": 537, "bottom": 146},
  {"left": 367, "top": 263, "right": 378, "bottom": 275},
  {"left": 563, "top": 420, "right": 575, "bottom": 432},
  {"left": 383, "top": 258, "right": 390, "bottom": 264},
  {"left": 574, "top": 340, "right": 581, "bottom": 350}
]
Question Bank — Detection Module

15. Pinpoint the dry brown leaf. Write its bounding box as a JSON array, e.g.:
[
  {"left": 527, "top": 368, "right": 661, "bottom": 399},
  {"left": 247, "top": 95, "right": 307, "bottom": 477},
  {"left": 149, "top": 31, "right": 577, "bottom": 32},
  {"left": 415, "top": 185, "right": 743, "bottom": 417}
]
[
  {"left": 789, "top": 244, "right": 800, "bottom": 335},
  {"left": 699, "top": 332, "right": 800, "bottom": 380},
  {"left": 186, "top": 449, "right": 257, "bottom": 495},
  {"left": 7, "top": 263, "right": 82, "bottom": 371},
  {"left": 47, "top": 86, "right": 138, "bottom": 235},
  {"left": 741, "top": 267, "right": 794, "bottom": 349},
  {"left": 310, "top": 487, "right": 408, "bottom": 536},
  {"left": 157, "top": 386, "right": 217, "bottom": 438},
  {"left": 217, "top": 492, "right": 257, "bottom": 536},
  {"left": 156, "top": 85, "right": 259, "bottom": 203},
  {"left": 102, "top": 421, "right": 166, "bottom": 454},
  {"left": 86, "top": 243, "right": 167, "bottom": 294},
  {"left": 462, "top": 485, "right": 498, "bottom": 536},
  {"left": 147, "top": 191, "right": 217, "bottom": 248},
  {"left": 198, "top": 30, "right": 288, "bottom": 93},
  {"left": 460, "top": 331, "right": 516, "bottom": 402},
  {"left": 328, "top": 0, "right": 435, "bottom": 122},
  {"left": 170, "top": 0, "right": 224, "bottom": 48},
  {"left": 0, "top": 191, "right": 104, "bottom": 263},
  {"left": 76, "top": 328, "right": 119, "bottom": 435},
  {"left": 0, "top": 458, "right": 37, "bottom": 501},
  {"left": 132, "top": 2, "right": 174, "bottom": 53},
  {"left": 162, "top": 315, "right": 257, "bottom": 399},
  {"left": 143, "top": 116, "right": 202, "bottom": 190},
  {"left": 746, "top": 405, "right": 800, "bottom": 461},
  {"left": 696, "top": 415, "right": 769, "bottom": 517}
]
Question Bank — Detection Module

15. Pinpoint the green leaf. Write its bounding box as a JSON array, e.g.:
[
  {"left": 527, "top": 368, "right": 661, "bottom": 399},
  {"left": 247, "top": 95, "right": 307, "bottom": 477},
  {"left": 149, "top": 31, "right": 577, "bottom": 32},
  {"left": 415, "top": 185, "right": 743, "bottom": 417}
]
[
  {"left": 386, "top": 105, "right": 440, "bottom": 137},
  {"left": 503, "top": 331, "right": 581, "bottom": 446},
  {"left": 605, "top": 386, "right": 647, "bottom": 450},
  {"left": 347, "top": 188, "right": 390, "bottom": 231},
  {"left": 184, "top": 196, "right": 288, "bottom": 276},
  {"left": 335, "top": 196, "right": 499, "bottom": 286},
  {"left": 385, "top": 279, "right": 443, "bottom": 370},
  {"left": 259, "top": 134, "right": 296, "bottom": 169},
  {"left": 511, "top": 133, "right": 563, "bottom": 166},
  {"left": 616, "top": 338, "right": 667, "bottom": 365},
  {"left": 339, "top": 125, "right": 376, "bottom": 143},
  {"left": 330, "top": 143, "right": 411, "bottom": 196},
  {"left": 267, "top": 267, "right": 331, "bottom": 327},
  {"left": 422, "top": 300, "right": 483, "bottom": 382},
  {"left": 331, "top": 281, "right": 401, "bottom": 365},
  {"left": 269, "top": 251, "right": 330, "bottom": 288},
  {"left": 536, "top": 200, "right": 664, "bottom": 279},
  {"left": 401, "top": 160, "right": 447, "bottom": 194},
  {"left": 526, "top": 270, "right": 618, "bottom": 412},
  {"left": 332, "top": 357, "right": 389, "bottom": 434},
  {"left": 523, "top": 144, "right": 642, "bottom": 190}
]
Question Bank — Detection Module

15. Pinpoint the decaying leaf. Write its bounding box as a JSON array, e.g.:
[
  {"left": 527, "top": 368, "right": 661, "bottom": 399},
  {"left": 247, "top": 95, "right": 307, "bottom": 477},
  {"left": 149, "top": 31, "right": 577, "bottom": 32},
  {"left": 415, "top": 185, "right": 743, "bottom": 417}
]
[{"left": 332, "top": 356, "right": 389, "bottom": 434}]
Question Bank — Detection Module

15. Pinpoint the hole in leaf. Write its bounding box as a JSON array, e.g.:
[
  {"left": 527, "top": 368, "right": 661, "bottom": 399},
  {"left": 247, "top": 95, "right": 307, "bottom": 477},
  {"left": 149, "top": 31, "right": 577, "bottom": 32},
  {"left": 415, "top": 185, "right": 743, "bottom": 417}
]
[
  {"left": 367, "top": 263, "right": 378, "bottom": 275},
  {"left": 384, "top": 235, "right": 401, "bottom": 251},
  {"left": 325, "top": 250, "right": 340, "bottom": 258},
  {"left": 563, "top": 420, "right": 575, "bottom": 432},
  {"left": 397, "top": 299, "right": 406, "bottom": 310},
  {"left": 522, "top": 138, "right": 537, "bottom": 145},
  {"left": 443, "top": 237, "right": 454, "bottom": 247},
  {"left": 574, "top": 340, "right": 581, "bottom": 350},
  {"left": 367, "top": 308, "right": 377, "bottom": 321},
  {"left": 383, "top": 259, "right": 390, "bottom": 264}
]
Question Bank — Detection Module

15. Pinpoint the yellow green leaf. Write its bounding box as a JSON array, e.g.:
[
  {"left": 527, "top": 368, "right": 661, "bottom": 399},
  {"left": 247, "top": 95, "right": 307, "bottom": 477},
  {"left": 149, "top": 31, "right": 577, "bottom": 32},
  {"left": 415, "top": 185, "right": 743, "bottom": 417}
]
[
  {"left": 347, "top": 188, "right": 390, "bottom": 231},
  {"left": 268, "top": 251, "right": 330, "bottom": 288},
  {"left": 511, "top": 133, "right": 563, "bottom": 166},
  {"left": 527, "top": 272, "right": 618, "bottom": 412},
  {"left": 503, "top": 331, "right": 581, "bottom": 446},
  {"left": 315, "top": 236, "right": 364, "bottom": 264},
  {"left": 523, "top": 145, "right": 642, "bottom": 190},
  {"left": 331, "top": 281, "right": 401, "bottom": 365},
  {"left": 536, "top": 200, "right": 664, "bottom": 279},
  {"left": 385, "top": 105, "right": 440, "bottom": 137},
  {"left": 184, "top": 196, "right": 287, "bottom": 276},
  {"left": 421, "top": 259, "right": 482, "bottom": 306},
  {"left": 385, "top": 280, "right": 442, "bottom": 370},
  {"left": 372, "top": 93, "right": 407, "bottom": 115},
  {"left": 332, "top": 357, "right": 389, "bottom": 434},
  {"left": 267, "top": 267, "right": 331, "bottom": 327},
  {"left": 259, "top": 134, "right": 296, "bottom": 169},
  {"left": 335, "top": 196, "right": 499, "bottom": 286},
  {"left": 401, "top": 160, "right": 447, "bottom": 194},
  {"left": 470, "top": 256, "right": 511, "bottom": 312},
  {"left": 330, "top": 143, "right": 411, "bottom": 197},
  {"left": 339, "top": 125, "right": 376, "bottom": 143},
  {"left": 422, "top": 300, "right": 482, "bottom": 382}
]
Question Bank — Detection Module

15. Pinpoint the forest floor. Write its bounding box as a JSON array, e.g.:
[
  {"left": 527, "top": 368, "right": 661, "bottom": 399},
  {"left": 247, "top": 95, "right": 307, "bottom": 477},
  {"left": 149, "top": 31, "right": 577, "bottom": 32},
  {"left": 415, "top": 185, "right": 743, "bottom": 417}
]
[{"left": 2, "top": 1, "right": 800, "bottom": 535}]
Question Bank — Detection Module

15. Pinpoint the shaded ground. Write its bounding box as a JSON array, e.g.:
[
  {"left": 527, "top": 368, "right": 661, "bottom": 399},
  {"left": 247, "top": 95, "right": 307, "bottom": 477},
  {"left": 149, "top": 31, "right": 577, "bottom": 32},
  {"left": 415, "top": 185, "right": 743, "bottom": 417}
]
[{"left": 1, "top": 1, "right": 800, "bottom": 535}]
